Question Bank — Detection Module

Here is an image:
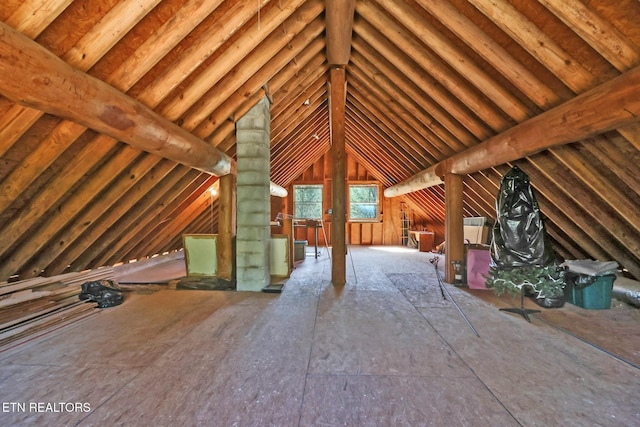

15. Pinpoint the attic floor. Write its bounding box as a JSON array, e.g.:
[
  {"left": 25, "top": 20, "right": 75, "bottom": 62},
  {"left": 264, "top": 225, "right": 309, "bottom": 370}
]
[{"left": 0, "top": 247, "right": 638, "bottom": 426}]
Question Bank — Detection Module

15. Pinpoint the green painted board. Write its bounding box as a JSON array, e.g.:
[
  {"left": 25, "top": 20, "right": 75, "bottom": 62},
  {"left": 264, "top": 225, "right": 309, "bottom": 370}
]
[
  {"left": 270, "top": 235, "right": 290, "bottom": 278},
  {"left": 183, "top": 234, "right": 217, "bottom": 277}
]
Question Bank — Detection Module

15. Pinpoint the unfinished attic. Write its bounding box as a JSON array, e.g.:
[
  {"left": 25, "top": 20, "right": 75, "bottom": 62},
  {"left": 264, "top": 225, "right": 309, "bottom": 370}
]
[{"left": 0, "top": 1, "right": 639, "bottom": 425}]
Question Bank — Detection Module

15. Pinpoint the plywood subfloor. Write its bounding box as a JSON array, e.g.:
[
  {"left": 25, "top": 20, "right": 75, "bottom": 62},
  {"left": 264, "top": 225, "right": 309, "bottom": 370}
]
[{"left": 0, "top": 246, "right": 638, "bottom": 426}]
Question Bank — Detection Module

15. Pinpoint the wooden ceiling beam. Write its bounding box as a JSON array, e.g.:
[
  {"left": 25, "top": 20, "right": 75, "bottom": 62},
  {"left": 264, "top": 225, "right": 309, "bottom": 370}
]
[
  {"left": 549, "top": 146, "right": 640, "bottom": 236},
  {"left": 403, "top": 191, "right": 445, "bottom": 231},
  {"left": 0, "top": 134, "right": 116, "bottom": 263},
  {"left": 348, "top": 64, "right": 444, "bottom": 162},
  {"left": 581, "top": 135, "right": 640, "bottom": 195},
  {"left": 272, "top": 84, "right": 327, "bottom": 146},
  {"left": 273, "top": 93, "right": 327, "bottom": 153},
  {"left": 273, "top": 119, "right": 321, "bottom": 163},
  {"left": 273, "top": 99, "right": 327, "bottom": 161},
  {"left": 464, "top": 172, "right": 497, "bottom": 209},
  {"left": 0, "top": 22, "right": 234, "bottom": 176},
  {"left": 618, "top": 123, "right": 640, "bottom": 152},
  {"left": 274, "top": 130, "right": 328, "bottom": 183},
  {"left": 63, "top": 0, "right": 163, "bottom": 70},
  {"left": 525, "top": 152, "right": 640, "bottom": 255},
  {"left": 0, "top": 0, "right": 156, "bottom": 157},
  {"left": 275, "top": 126, "right": 330, "bottom": 185},
  {"left": 137, "top": 0, "right": 271, "bottom": 109},
  {"left": 537, "top": 0, "right": 639, "bottom": 72},
  {"left": 4, "top": 0, "right": 72, "bottom": 38},
  {"left": 124, "top": 177, "right": 216, "bottom": 261},
  {"left": 0, "top": 106, "right": 43, "bottom": 158},
  {"left": 182, "top": 11, "right": 325, "bottom": 131},
  {"left": 352, "top": 16, "right": 491, "bottom": 140},
  {"left": 273, "top": 75, "right": 327, "bottom": 135},
  {"left": 345, "top": 100, "right": 417, "bottom": 175},
  {"left": 346, "top": 87, "right": 431, "bottom": 170},
  {"left": 272, "top": 61, "right": 328, "bottom": 119},
  {"left": 60, "top": 161, "right": 194, "bottom": 273},
  {"left": 462, "top": 180, "right": 496, "bottom": 221},
  {"left": 108, "top": 0, "right": 226, "bottom": 92},
  {"left": 350, "top": 43, "right": 466, "bottom": 154},
  {"left": 467, "top": 0, "right": 597, "bottom": 94},
  {"left": 414, "top": 0, "right": 561, "bottom": 110},
  {"left": 20, "top": 154, "right": 176, "bottom": 278},
  {"left": 344, "top": 115, "right": 413, "bottom": 185},
  {"left": 0, "top": 121, "right": 87, "bottom": 218},
  {"left": 271, "top": 66, "right": 329, "bottom": 132},
  {"left": 134, "top": 191, "right": 213, "bottom": 260},
  {"left": 0, "top": 0, "right": 158, "bottom": 150},
  {"left": 378, "top": 0, "right": 532, "bottom": 123},
  {"left": 545, "top": 223, "right": 589, "bottom": 261},
  {"left": 1, "top": 0, "right": 300, "bottom": 280},
  {"left": 194, "top": 37, "right": 325, "bottom": 139},
  {"left": 325, "top": 0, "right": 356, "bottom": 65},
  {"left": 180, "top": 30, "right": 327, "bottom": 180},
  {"left": 356, "top": 1, "right": 511, "bottom": 133},
  {"left": 106, "top": 173, "right": 209, "bottom": 266},
  {"left": 159, "top": 0, "right": 314, "bottom": 121},
  {"left": 90, "top": 170, "right": 199, "bottom": 269},
  {"left": 385, "top": 65, "right": 640, "bottom": 196}
]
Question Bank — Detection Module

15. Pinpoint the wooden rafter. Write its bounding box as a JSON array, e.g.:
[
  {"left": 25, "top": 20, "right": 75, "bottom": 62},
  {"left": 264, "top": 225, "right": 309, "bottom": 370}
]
[{"left": 385, "top": 66, "right": 640, "bottom": 197}]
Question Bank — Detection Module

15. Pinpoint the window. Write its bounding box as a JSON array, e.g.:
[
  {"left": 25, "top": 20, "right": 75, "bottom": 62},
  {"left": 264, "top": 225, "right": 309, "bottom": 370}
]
[
  {"left": 293, "top": 185, "right": 323, "bottom": 219},
  {"left": 349, "top": 184, "right": 379, "bottom": 221}
]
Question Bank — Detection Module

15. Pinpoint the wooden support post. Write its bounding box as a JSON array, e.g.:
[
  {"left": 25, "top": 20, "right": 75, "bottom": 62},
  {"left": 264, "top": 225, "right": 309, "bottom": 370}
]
[
  {"left": 330, "top": 67, "right": 347, "bottom": 286},
  {"left": 444, "top": 173, "right": 464, "bottom": 284},
  {"left": 217, "top": 174, "right": 236, "bottom": 281}
]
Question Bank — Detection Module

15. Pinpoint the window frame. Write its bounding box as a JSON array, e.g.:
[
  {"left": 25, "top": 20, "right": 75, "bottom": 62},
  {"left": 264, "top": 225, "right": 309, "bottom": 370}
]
[
  {"left": 293, "top": 184, "right": 323, "bottom": 220},
  {"left": 348, "top": 183, "right": 380, "bottom": 222}
]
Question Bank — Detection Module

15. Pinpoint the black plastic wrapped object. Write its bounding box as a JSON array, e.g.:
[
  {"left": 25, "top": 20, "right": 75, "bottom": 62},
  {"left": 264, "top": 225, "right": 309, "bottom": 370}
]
[
  {"left": 490, "top": 166, "right": 555, "bottom": 268},
  {"left": 565, "top": 272, "right": 599, "bottom": 290},
  {"left": 79, "top": 280, "right": 124, "bottom": 308}
]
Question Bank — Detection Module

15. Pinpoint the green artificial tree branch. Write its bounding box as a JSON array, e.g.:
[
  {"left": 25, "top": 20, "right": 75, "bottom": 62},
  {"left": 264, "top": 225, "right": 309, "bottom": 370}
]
[{"left": 485, "top": 264, "right": 565, "bottom": 299}]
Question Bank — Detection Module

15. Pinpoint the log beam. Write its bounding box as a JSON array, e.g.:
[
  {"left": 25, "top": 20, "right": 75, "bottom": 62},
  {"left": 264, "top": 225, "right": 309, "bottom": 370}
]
[
  {"left": 0, "top": 21, "right": 234, "bottom": 176},
  {"left": 270, "top": 182, "right": 288, "bottom": 198},
  {"left": 385, "top": 65, "right": 640, "bottom": 196},
  {"left": 326, "top": 0, "right": 356, "bottom": 65}
]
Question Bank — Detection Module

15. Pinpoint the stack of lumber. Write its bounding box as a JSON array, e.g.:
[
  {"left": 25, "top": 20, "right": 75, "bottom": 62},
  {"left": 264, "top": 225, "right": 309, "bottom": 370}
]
[{"left": 0, "top": 268, "right": 115, "bottom": 351}]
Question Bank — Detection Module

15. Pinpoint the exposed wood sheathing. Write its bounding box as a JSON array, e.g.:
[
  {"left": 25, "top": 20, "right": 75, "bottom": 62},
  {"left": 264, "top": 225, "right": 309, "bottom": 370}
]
[{"left": 0, "top": 0, "right": 639, "bottom": 280}]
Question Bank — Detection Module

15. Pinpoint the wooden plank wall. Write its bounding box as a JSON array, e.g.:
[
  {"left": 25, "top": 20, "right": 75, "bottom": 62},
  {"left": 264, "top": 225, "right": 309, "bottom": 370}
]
[{"left": 283, "top": 153, "right": 430, "bottom": 246}]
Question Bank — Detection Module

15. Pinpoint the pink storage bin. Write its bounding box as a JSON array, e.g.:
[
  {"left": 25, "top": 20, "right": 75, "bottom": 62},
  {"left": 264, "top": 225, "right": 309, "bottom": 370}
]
[{"left": 467, "top": 246, "right": 491, "bottom": 289}]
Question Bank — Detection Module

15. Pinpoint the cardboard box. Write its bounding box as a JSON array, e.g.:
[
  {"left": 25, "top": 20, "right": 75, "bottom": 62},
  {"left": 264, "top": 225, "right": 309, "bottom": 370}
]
[{"left": 464, "top": 225, "right": 491, "bottom": 244}]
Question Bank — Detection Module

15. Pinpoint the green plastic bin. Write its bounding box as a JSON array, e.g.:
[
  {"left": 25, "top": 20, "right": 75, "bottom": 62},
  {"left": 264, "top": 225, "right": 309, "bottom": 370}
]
[
  {"left": 294, "top": 240, "right": 307, "bottom": 261},
  {"left": 564, "top": 274, "right": 615, "bottom": 310}
]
